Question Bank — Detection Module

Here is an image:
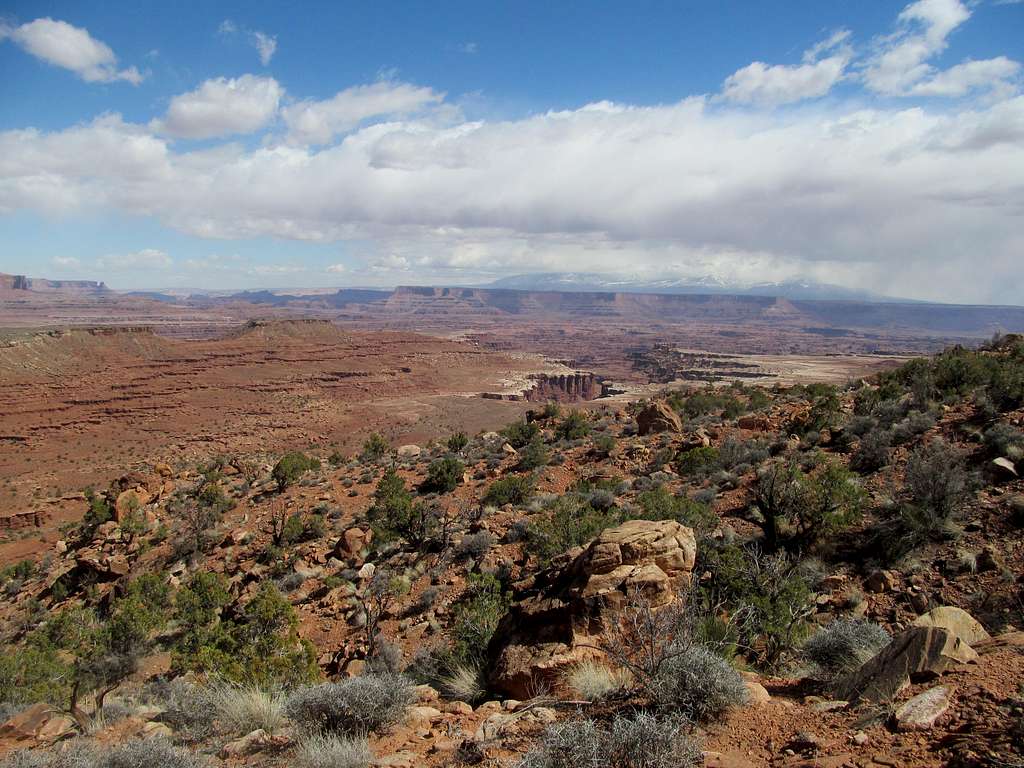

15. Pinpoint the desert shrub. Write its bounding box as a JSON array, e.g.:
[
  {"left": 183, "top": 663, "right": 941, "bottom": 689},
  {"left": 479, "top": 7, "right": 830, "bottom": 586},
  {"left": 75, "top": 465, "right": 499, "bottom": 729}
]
[
  {"left": 890, "top": 410, "right": 937, "bottom": 444},
  {"left": 421, "top": 457, "right": 464, "bottom": 494},
  {"left": 82, "top": 489, "right": 113, "bottom": 533},
  {"left": 901, "top": 438, "right": 969, "bottom": 538},
  {"left": 586, "top": 488, "right": 617, "bottom": 511},
  {"left": 753, "top": 459, "right": 865, "bottom": 551},
  {"left": 851, "top": 428, "right": 892, "bottom": 473},
  {"left": 438, "top": 662, "right": 486, "bottom": 704},
  {"left": 592, "top": 434, "right": 616, "bottom": 458},
  {"left": 674, "top": 446, "right": 719, "bottom": 477},
  {"left": 10, "top": 738, "right": 206, "bottom": 768},
  {"left": 649, "top": 644, "right": 747, "bottom": 722},
  {"left": 526, "top": 495, "right": 620, "bottom": 564},
  {"left": 802, "top": 619, "right": 890, "bottom": 676},
  {"left": 449, "top": 573, "right": 510, "bottom": 666},
  {"left": 455, "top": 531, "right": 493, "bottom": 561},
  {"left": 295, "top": 733, "right": 371, "bottom": 768},
  {"left": 285, "top": 673, "right": 414, "bottom": 737},
  {"left": 143, "top": 677, "right": 215, "bottom": 744},
  {"left": 501, "top": 420, "right": 540, "bottom": 449},
  {"left": 272, "top": 452, "right": 321, "bottom": 492},
  {"left": 367, "top": 469, "right": 440, "bottom": 547},
  {"left": 516, "top": 713, "right": 701, "bottom": 768},
  {"left": 983, "top": 423, "right": 1024, "bottom": 460},
  {"left": 482, "top": 475, "right": 534, "bottom": 507},
  {"left": 634, "top": 486, "right": 716, "bottom": 534},
  {"left": 447, "top": 431, "right": 470, "bottom": 453},
  {"left": 717, "top": 436, "right": 769, "bottom": 471},
  {"left": 565, "top": 660, "right": 628, "bottom": 702},
  {"left": 173, "top": 578, "right": 317, "bottom": 689},
  {"left": 555, "top": 410, "right": 591, "bottom": 441},
  {"left": 206, "top": 682, "right": 285, "bottom": 735},
  {"left": 360, "top": 433, "right": 390, "bottom": 462},
  {"left": 697, "top": 542, "right": 813, "bottom": 668},
  {"left": 516, "top": 436, "right": 550, "bottom": 471}
]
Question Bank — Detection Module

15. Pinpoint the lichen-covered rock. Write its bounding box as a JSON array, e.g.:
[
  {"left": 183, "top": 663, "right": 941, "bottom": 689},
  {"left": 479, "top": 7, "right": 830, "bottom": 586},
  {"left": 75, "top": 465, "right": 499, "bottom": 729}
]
[
  {"left": 487, "top": 519, "right": 696, "bottom": 698},
  {"left": 894, "top": 685, "right": 952, "bottom": 731}
]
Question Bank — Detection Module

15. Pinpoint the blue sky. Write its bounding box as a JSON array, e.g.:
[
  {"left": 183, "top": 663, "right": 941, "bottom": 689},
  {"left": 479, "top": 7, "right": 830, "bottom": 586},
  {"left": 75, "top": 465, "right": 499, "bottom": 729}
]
[{"left": 0, "top": 1, "right": 1022, "bottom": 302}]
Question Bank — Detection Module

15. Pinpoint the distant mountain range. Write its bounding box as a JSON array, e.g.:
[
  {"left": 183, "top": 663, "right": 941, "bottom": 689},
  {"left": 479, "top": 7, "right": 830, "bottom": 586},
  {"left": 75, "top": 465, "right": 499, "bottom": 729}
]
[{"left": 486, "top": 273, "right": 903, "bottom": 302}]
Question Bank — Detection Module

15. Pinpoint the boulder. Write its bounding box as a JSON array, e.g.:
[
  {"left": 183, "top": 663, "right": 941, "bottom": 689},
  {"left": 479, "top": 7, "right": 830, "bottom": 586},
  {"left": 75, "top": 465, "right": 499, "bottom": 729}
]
[
  {"left": 894, "top": 685, "right": 952, "bottom": 731},
  {"left": 738, "top": 414, "right": 771, "bottom": 431},
  {"left": 912, "top": 606, "right": 991, "bottom": 645},
  {"left": 218, "top": 728, "right": 285, "bottom": 757},
  {"left": 0, "top": 703, "right": 77, "bottom": 744},
  {"left": 865, "top": 569, "right": 898, "bottom": 593},
  {"left": 636, "top": 402, "right": 682, "bottom": 436},
  {"left": 114, "top": 488, "right": 151, "bottom": 522},
  {"left": 834, "top": 626, "right": 978, "bottom": 703},
  {"left": 397, "top": 445, "right": 422, "bottom": 458},
  {"left": 487, "top": 519, "right": 696, "bottom": 698}
]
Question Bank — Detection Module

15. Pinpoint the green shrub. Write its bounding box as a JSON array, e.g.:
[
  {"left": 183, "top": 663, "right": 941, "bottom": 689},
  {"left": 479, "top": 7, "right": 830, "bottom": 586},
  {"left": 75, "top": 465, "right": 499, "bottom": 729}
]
[
  {"left": 447, "top": 432, "right": 470, "bottom": 453},
  {"left": 516, "top": 435, "right": 551, "bottom": 471},
  {"left": 753, "top": 459, "right": 865, "bottom": 551},
  {"left": 501, "top": 420, "right": 541, "bottom": 449},
  {"left": 449, "top": 573, "right": 511, "bottom": 666},
  {"left": 360, "top": 433, "right": 390, "bottom": 462},
  {"left": 272, "top": 452, "right": 321, "bottom": 492},
  {"left": 422, "top": 457, "right": 464, "bottom": 494},
  {"left": 482, "top": 475, "right": 534, "bottom": 507},
  {"left": 674, "top": 446, "right": 720, "bottom": 476},
  {"left": 592, "top": 434, "right": 616, "bottom": 457},
  {"left": 526, "top": 495, "right": 619, "bottom": 564},
  {"left": 555, "top": 411, "right": 591, "bottom": 441},
  {"left": 635, "top": 486, "right": 716, "bottom": 534},
  {"left": 697, "top": 542, "right": 813, "bottom": 668},
  {"left": 367, "top": 468, "right": 440, "bottom": 546},
  {"left": 173, "top": 579, "right": 317, "bottom": 689}
]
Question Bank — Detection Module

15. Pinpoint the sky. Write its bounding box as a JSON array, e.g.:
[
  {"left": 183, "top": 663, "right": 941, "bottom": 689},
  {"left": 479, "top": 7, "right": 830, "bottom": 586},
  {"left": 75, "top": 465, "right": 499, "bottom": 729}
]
[{"left": 0, "top": 1, "right": 1022, "bottom": 303}]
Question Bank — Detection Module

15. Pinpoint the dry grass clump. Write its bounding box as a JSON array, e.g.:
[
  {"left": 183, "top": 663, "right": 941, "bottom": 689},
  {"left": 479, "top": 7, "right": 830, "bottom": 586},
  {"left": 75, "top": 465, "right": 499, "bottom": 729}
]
[{"left": 564, "top": 659, "right": 630, "bottom": 702}]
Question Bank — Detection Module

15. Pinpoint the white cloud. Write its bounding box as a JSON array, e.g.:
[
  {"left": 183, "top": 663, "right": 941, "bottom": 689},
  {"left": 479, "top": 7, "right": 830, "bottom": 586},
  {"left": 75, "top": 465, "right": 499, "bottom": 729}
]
[
  {"left": 283, "top": 81, "right": 446, "bottom": 145},
  {"left": 251, "top": 31, "right": 277, "bottom": 65},
  {"left": 326, "top": 263, "right": 347, "bottom": 273},
  {"left": 863, "top": 0, "right": 971, "bottom": 95},
  {"left": 722, "top": 30, "right": 851, "bottom": 106},
  {"left": 458, "top": 42, "right": 479, "bottom": 54},
  {"left": 908, "top": 56, "right": 1021, "bottom": 97},
  {"left": 0, "top": 17, "right": 143, "bottom": 84},
  {"left": 52, "top": 256, "right": 80, "bottom": 268},
  {"left": 218, "top": 19, "right": 238, "bottom": 36},
  {"left": 96, "top": 249, "right": 172, "bottom": 269},
  {"left": 154, "top": 75, "right": 283, "bottom": 139}
]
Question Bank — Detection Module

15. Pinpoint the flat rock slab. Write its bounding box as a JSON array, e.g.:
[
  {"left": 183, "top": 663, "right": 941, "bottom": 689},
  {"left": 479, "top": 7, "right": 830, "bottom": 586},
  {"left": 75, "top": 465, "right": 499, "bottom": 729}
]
[{"left": 894, "top": 685, "right": 952, "bottom": 731}]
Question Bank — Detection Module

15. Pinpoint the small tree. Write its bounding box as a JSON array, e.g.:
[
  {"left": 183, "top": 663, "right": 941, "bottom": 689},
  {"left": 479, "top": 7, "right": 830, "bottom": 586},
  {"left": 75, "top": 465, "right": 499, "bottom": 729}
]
[
  {"left": 516, "top": 435, "right": 550, "bottom": 471},
  {"left": 753, "top": 459, "right": 864, "bottom": 551},
  {"left": 422, "top": 457, "right": 464, "bottom": 494},
  {"left": 902, "top": 438, "right": 969, "bottom": 538},
  {"left": 447, "top": 432, "right": 470, "bottom": 453},
  {"left": 272, "top": 452, "right": 321, "bottom": 492},
  {"left": 555, "top": 410, "right": 591, "bottom": 440},
  {"left": 361, "top": 433, "right": 390, "bottom": 462}
]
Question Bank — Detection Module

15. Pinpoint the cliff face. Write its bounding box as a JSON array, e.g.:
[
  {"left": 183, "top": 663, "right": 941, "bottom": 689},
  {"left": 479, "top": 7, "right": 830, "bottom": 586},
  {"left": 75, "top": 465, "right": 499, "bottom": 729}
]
[
  {"left": 523, "top": 372, "right": 601, "bottom": 402},
  {"left": 1, "top": 274, "right": 108, "bottom": 292}
]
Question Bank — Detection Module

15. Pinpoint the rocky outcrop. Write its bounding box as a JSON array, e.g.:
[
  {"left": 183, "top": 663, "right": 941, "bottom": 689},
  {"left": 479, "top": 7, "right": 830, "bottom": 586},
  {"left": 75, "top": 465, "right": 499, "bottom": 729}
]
[
  {"left": 487, "top": 519, "right": 696, "bottom": 698},
  {"left": 834, "top": 626, "right": 978, "bottom": 703},
  {"left": 636, "top": 402, "right": 682, "bottom": 435},
  {"left": 523, "top": 373, "right": 601, "bottom": 403}
]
